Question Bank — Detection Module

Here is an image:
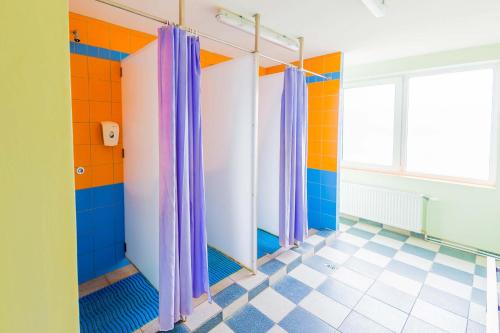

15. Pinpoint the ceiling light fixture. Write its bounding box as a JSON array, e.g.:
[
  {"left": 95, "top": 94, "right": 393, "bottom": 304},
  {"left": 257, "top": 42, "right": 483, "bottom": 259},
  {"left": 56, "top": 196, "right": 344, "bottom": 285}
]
[
  {"left": 215, "top": 8, "right": 300, "bottom": 51},
  {"left": 361, "top": 0, "right": 386, "bottom": 18}
]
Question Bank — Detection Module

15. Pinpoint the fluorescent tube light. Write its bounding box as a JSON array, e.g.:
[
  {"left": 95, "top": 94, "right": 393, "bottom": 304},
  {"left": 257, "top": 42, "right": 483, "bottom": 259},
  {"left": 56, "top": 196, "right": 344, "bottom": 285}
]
[
  {"left": 215, "top": 8, "right": 300, "bottom": 51},
  {"left": 361, "top": 0, "right": 386, "bottom": 18}
]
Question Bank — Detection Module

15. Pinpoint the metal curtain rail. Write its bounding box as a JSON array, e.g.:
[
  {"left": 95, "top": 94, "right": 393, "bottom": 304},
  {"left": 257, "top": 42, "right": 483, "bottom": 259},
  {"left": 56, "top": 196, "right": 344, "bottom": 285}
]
[{"left": 95, "top": 0, "right": 329, "bottom": 79}]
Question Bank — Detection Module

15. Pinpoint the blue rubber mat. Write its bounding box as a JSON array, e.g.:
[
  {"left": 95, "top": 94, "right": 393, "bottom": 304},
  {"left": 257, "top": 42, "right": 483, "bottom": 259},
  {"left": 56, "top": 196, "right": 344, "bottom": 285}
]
[
  {"left": 208, "top": 246, "right": 242, "bottom": 285},
  {"left": 257, "top": 229, "right": 281, "bottom": 258},
  {"left": 79, "top": 273, "right": 158, "bottom": 333}
]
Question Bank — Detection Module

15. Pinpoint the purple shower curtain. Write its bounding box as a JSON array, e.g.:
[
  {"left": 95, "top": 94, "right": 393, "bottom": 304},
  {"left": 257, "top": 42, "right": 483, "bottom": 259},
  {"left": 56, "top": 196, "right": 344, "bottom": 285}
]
[
  {"left": 158, "top": 25, "right": 210, "bottom": 331},
  {"left": 279, "top": 67, "right": 309, "bottom": 247}
]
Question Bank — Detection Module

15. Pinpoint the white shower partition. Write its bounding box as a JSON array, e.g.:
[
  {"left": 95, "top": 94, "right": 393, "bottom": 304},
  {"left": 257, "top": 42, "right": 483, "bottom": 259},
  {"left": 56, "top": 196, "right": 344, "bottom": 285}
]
[
  {"left": 257, "top": 72, "right": 283, "bottom": 235},
  {"left": 121, "top": 41, "right": 160, "bottom": 288},
  {"left": 122, "top": 43, "right": 259, "bottom": 287},
  {"left": 201, "top": 54, "right": 259, "bottom": 271}
]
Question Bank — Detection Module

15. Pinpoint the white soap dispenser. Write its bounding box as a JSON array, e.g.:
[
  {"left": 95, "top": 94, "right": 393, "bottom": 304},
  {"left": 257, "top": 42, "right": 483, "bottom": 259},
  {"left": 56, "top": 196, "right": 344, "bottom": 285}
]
[{"left": 101, "top": 121, "right": 120, "bottom": 147}]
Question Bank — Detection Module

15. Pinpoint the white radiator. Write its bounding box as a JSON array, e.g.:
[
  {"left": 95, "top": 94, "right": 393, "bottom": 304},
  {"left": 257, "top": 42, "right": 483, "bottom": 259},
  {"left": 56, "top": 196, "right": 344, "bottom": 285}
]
[{"left": 340, "top": 182, "right": 427, "bottom": 232}]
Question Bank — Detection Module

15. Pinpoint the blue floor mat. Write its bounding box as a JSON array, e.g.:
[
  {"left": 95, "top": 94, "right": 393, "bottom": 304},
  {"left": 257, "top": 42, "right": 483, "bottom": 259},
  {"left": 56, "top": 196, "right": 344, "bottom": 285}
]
[
  {"left": 208, "top": 246, "right": 242, "bottom": 285},
  {"left": 79, "top": 273, "right": 158, "bottom": 333},
  {"left": 80, "top": 248, "right": 242, "bottom": 332},
  {"left": 258, "top": 228, "right": 281, "bottom": 258}
]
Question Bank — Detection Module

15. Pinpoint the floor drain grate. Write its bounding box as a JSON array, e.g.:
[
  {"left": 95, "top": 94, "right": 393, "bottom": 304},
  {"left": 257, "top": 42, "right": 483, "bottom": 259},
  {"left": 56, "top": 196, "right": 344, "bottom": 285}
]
[{"left": 325, "top": 263, "right": 337, "bottom": 271}]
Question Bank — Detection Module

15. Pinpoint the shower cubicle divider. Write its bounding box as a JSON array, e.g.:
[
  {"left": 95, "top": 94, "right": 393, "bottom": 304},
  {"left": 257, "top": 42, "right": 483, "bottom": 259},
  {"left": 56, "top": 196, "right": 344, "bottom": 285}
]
[
  {"left": 201, "top": 54, "right": 259, "bottom": 271},
  {"left": 122, "top": 41, "right": 260, "bottom": 291}
]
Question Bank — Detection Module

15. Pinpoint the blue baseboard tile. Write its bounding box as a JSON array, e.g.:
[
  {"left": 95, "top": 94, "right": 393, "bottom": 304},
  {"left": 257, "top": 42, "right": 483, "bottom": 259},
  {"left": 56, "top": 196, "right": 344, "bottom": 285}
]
[{"left": 70, "top": 41, "right": 129, "bottom": 62}]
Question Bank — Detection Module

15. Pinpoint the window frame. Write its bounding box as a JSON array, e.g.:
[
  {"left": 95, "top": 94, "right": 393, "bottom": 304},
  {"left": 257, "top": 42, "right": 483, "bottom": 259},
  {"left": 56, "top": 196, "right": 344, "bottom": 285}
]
[
  {"left": 342, "top": 77, "right": 404, "bottom": 173},
  {"left": 341, "top": 63, "right": 499, "bottom": 186}
]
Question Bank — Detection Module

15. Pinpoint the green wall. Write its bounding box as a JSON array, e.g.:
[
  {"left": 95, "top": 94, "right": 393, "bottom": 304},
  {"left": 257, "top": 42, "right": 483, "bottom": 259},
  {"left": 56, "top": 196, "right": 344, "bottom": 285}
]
[
  {"left": 342, "top": 44, "right": 500, "bottom": 254},
  {"left": 0, "top": 1, "right": 79, "bottom": 332}
]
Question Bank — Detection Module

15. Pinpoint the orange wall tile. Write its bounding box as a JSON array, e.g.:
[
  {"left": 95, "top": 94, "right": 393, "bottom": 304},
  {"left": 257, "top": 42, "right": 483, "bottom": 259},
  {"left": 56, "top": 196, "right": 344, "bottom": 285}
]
[
  {"left": 88, "top": 57, "right": 110, "bottom": 80},
  {"left": 70, "top": 54, "right": 88, "bottom": 78},
  {"left": 72, "top": 100, "right": 89, "bottom": 123},
  {"left": 89, "top": 101, "right": 112, "bottom": 122},
  {"left": 253, "top": 52, "right": 342, "bottom": 172},
  {"left": 92, "top": 164, "right": 114, "bottom": 187},
  {"left": 69, "top": 13, "right": 89, "bottom": 44},
  {"left": 69, "top": 11, "right": 342, "bottom": 187},
  {"left": 130, "top": 31, "right": 156, "bottom": 53},
  {"left": 109, "top": 24, "right": 132, "bottom": 53},
  {"left": 87, "top": 19, "right": 110, "bottom": 49}
]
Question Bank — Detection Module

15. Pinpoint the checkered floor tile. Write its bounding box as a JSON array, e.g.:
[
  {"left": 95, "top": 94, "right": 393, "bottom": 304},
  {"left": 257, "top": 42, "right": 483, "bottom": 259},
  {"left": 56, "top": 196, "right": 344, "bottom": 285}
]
[{"left": 209, "top": 218, "right": 488, "bottom": 333}]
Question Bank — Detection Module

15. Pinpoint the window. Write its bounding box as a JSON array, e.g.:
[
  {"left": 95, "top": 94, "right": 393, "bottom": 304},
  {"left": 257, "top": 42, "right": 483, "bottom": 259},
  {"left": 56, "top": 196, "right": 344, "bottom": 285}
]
[
  {"left": 342, "top": 65, "right": 497, "bottom": 184},
  {"left": 343, "top": 82, "right": 398, "bottom": 167}
]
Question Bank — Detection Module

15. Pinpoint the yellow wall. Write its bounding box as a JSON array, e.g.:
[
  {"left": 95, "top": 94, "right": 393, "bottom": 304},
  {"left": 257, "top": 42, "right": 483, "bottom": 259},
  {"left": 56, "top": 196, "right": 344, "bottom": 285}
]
[{"left": 0, "top": 1, "right": 79, "bottom": 332}]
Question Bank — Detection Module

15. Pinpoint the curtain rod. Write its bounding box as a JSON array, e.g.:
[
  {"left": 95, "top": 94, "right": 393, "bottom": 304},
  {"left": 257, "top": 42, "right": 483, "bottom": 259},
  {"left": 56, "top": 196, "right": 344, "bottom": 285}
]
[{"left": 95, "top": 0, "right": 328, "bottom": 79}]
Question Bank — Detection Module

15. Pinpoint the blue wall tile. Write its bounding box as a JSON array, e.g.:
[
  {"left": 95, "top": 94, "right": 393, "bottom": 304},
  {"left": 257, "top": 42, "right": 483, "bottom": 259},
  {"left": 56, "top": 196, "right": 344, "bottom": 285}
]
[
  {"left": 308, "top": 197, "right": 321, "bottom": 213},
  {"left": 109, "top": 50, "right": 121, "bottom": 61},
  {"left": 92, "top": 183, "right": 122, "bottom": 207},
  {"left": 78, "top": 253, "right": 94, "bottom": 283},
  {"left": 76, "top": 188, "right": 91, "bottom": 211},
  {"left": 307, "top": 168, "right": 337, "bottom": 231},
  {"left": 115, "top": 243, "right": 125, "bottom": 261},
  {"left": 97, "top": 47, "right": 109, "bottom": 59},
  {"left": 321, "top": 199, "right": 336, "bottom": 216},
  {"left": 93, "top": 207, "right": 116, "bottom": 248},
  {"left": 308, "top": 211, "right": 321, "bottom": 226},
  {"left": 74, "top": 42, "right": 87, "bottom": 55},
  {"left": 320, "top": 170, "right": 337, "bottom": 186},
  {"left": 76, "top": 183, "right": 125, "bottom": 283},
  {"left": 69, "top": 42, "right": 124, "bottom": 63},
  {"left": 87, "top": 45, "right": 98, "bottom": 57},
  {"left": 320, "top": 185, "right": 336, "bottom": 201},
  {"left": 94, "top": 246, "right": 117, "bottom": 275},
  {"left": 305, "top": 72, "right": 341, "bottom": 84},
  {"left": 78, "top": 235, "right": 94, "bottom": 254},
  {"left": 307, "top": 168, "right": 321, "bottom": 183},
  {"left": 307, "top": 182, "right": 321, "bottom": 198},
  {"left": 76, "top": 210, "right": 93, "bottom": 236}
]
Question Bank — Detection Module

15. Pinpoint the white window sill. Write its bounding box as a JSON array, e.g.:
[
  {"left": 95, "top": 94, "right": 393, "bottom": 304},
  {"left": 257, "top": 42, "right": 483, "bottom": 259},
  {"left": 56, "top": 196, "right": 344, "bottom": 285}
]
[{"left": 341, "top": 165, "right": 496, "bottom": 190}]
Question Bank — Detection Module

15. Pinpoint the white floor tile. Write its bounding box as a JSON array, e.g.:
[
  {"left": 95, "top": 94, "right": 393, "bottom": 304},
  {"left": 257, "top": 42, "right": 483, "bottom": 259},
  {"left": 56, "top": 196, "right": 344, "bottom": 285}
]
[
  {"left": 354, "top": 222, "right": 382, "bottom": 234},
  {"left": 339, "top": 223, "right": 350, "bottom": 232},
  {"left": 411, "top": 299, "right": 467, "bottom": 333},
  {"left": 289, "top": 264, "right": 327, "bottom": 288},
  {"left": 250, "top": 288, "right": 295, "bottom": 323},
  {"left": 393, "top": 251, "right": 433, "bottom": 271},
  {"left": 371, "top": 234, "right": 404, "bottom": 249},
  {"left": 468, "top": 303, "right": 486, "bottom": 325},
  {"left": 355, "top": 295, "right": 408, "bottom": 332},
  {"left": 354, "top": 248, "right": 391, "bottom": 267},
  {"left": 233, "top": 270, "right": 267, "bottom": 291},
  {"left": 185, "top": 300, "right": 222, "bottom": 331},
  {"left": 405, "top": 237, "right": 440, "bottom": 252},
  {"left": 223, "top": 294, "right": 248, "bottom": 319},
  {"left": 275, "top": 250, "right": 301, "bottom": 265},
  {"left": 299, "top": 290, "right": 351, "bottom": 328},
  {"left": 331, "top": 267, "right": 374, "bottom": 292},
  {"left": 425, "top": 273, "right": 472, "bottom": 300},
  {"left": 338, "top": 232, "right": 368, "bottom": 247},
  {"left": 316, "top": 246, "right": 350, "bottom": 265},
  {"left": 267, "top": 325, "right": 287, "bottom": 333},
  {"left": 140, "top": 319, "right": 160, "bottom": 333},
  {"left": 434, "top": 253, "right": 475, "bottom": 274},
  {"left": 304, "top": 234, "right": 324, "bottom": 246},
  {"left": 473, "top": 275, "right": 486, "bottom": 291},
  {"left": 378, "top": 270, "right": 422, "bottom": 296},
  {"left": 209, "top": 322, "right": 234, "bottom": 333}
]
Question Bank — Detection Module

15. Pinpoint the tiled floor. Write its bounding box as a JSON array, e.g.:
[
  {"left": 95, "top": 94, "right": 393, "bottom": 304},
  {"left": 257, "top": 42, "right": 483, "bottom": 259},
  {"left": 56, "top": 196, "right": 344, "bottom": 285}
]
[{"left": 209, "top": 218, "right": 488, "bottom": 333}]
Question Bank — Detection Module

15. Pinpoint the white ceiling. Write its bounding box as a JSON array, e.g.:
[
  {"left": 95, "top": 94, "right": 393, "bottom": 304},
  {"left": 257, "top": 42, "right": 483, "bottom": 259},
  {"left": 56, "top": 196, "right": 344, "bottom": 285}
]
[{"left": 69, "top": 0, "right": 500, "bottom": 68}]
